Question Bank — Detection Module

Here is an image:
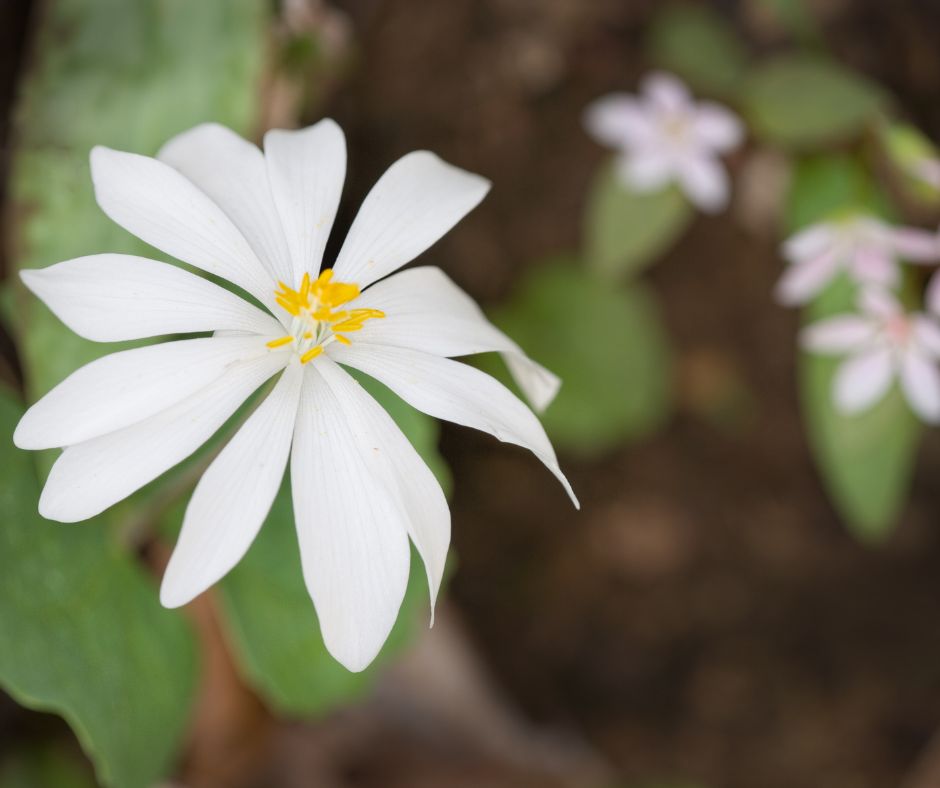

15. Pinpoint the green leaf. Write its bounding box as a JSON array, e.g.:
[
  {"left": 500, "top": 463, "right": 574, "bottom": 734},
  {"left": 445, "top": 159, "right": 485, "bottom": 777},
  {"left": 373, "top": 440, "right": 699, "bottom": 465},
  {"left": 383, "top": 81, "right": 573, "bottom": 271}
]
[
  {"left": 484, "top": 260, "right": 673, "bottom": 457},
  {"left": 799, "top": 278, "right": 920, "bottom": 541},
  {"left": 585, "top": 163, "right": 693, "bottom": 281},
  {"left": 742, "top": 55, "right": 884, "bottom": 151},
  {"left": 211, "top": 378, "right": 449, "bottom": 715},
  {"left": 0, "top": 391, "right": 197, "bottom": 788},
  {"left": 784, "top": 154, "right": 892, "bottom": 232},
  {"left": 9, "top": 0, "right": 269, "bottom": 410},
  {"left": 646, "top": 4, "right": 749, "bottom": 97}
]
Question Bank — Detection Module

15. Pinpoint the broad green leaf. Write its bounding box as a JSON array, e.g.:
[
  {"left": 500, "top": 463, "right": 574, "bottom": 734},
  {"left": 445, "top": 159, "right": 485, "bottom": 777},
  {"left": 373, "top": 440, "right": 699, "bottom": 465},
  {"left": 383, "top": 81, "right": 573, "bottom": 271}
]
[
  {"left": 10, "top": 0, "right": 269, "bottom": 405},
  {"left": 742, "top": 55, "right": 884, "bottom": 151},
  {"left": 0, "top": 392, "right": 197, "bottom": 788},
  {"left": 484, "top": 260, "right": 673, "bottom": 457},
  {"left": 799, "top": 278, "right": 920, "bottom": 541},
  {"left": 585, "top": 163, "right": 693, "bottom": 281},
  {"left": 785, "top": 157, "right": 919, "bottom": 540},
  {"left": 784, "top": 154, "right": 890, "bottom": 231},
  {"left": 210, "top": 377, "right": 450, "bottom": 715},
  {"left": 646, "top": 4, "right": 749, "bottom": 97}
]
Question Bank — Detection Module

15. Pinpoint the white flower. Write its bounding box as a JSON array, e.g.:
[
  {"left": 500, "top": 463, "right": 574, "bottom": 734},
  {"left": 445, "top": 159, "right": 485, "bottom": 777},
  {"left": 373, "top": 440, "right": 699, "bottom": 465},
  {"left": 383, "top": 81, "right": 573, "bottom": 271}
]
[
  {"left": 14, "top": 120, "right": 578, "bottom": 672},
  {"left": 583, "top": 71, "right": 743, "bottom": 213},
  {"left": 801, "top": 287, "right": 940, "bottom": 422},
  {"left": 775, "top": 215, "right": 940, "bottom": 307}
]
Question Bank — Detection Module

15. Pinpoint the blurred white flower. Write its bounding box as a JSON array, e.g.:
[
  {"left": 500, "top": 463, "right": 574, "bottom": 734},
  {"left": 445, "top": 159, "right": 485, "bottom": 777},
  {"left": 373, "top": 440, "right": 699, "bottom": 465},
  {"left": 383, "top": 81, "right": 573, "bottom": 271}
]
[
  {"left": 775, "top": 215, "right": 940, "bottom": 306},
  {"left": 583, "top": 71, "right": 743, "bottom": 213},
  {"left": 801, "top": 288, "right": 940, "bottom": 422},
  {"left": 14, "top": 120, "right": 578, "bottom": 672}
]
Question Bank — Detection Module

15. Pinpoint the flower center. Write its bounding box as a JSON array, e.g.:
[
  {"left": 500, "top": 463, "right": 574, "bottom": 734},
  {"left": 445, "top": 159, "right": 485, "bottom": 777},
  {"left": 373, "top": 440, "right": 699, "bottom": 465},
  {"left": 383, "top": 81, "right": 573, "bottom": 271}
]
[
  {"left": 884, "top": 314, "right": 912, "bottom": 346},
  {"left": 661, "top": 112, "right": 690, "bottom": 143},
  {"left": 265, "top": 269, "right": 384, "bottom": 364}
]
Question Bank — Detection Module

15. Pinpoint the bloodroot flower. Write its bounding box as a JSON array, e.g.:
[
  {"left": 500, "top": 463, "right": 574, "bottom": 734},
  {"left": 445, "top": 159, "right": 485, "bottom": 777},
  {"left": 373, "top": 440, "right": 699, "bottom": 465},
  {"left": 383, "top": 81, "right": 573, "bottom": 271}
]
[
  {"left": 14, "top": 120, "right": 578, "bottom": 671},
  {"left": 775, "top": 215, "right": 940, "bottom": 306},
  {"left": 583, "top": 71, "right": 743, "bottom": 213},
  {"left": 801, "top": 288, "right": 940, "bottom": 422}
]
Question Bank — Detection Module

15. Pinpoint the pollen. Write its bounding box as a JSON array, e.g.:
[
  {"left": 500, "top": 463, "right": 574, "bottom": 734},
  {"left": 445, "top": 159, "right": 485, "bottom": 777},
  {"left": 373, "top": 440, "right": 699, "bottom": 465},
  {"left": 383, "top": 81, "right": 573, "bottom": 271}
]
[{"left": 270, "top": 268, "right": 384, "bottom": 363}]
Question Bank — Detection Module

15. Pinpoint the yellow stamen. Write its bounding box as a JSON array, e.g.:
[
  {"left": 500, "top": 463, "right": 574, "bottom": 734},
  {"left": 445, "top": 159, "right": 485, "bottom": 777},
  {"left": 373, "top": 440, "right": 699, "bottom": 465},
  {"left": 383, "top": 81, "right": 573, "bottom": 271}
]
[
  {"left": 331, "top": 320, "right": 365, "bottom": 332},
  {"left": 269, "top": 269, "right": 385, "bottom": 360},
  {"left": 300, "top": 346, "right": 323, "bottom": 364}
]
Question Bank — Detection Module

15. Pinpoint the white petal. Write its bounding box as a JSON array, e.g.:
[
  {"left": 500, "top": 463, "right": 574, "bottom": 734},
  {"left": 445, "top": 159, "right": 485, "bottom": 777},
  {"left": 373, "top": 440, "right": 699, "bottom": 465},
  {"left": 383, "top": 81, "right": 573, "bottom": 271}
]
[
  {"left": 692, "top": 102, "right": 744, "bottom": 151},
  {"left": 774, "top": 246, "right": 841, "bottom": 306},
  {"left": 318, "top": 357, "right": 450, "bottom": 621},
  {"left": 332, "top": 151, "right": 490, "bottom": 289},
  {"left": 292, "top": 357, "right": 449, "bottom": 671},
  {"left": 641, "top": 71, "right": 691, "bottom": 114},
  {"left": 900, "top": 351, "right": 940, "bottom": 422},
  {"left": 913, "top": 315, "right": 940, "bottom": 358},
  {"left": 329, "top": 343, "right": 578, "bottom": 507},
  {"left": 264, "top": 120, "right": 346, "bottom": 285},
  {"left": 620, "top": 149, "right": 676, "bottom": 191},
  {"left": 858, "top": 286, "right": 902, "bottom": 320},
  {"left": 20, "top": 254, "right": 282, "bottom": 342},
  {"left": 833, "top": 348, "right": 894, "bottom": 415},
  {"left": 352, "top": 267, "right": 560, "bottom": 410},
  {"left": 158, "top": 123, "right": 293, "bottom": 285},
  {"left": 800, "top": 315, "right": 874, "bottom": 354},
  {"left": 38, "top": 351, "right": 288, "bottom": 523},
  {"left": 782, "top": 223, "right": 836, "bottom": 264},
  {"left": 582, "top": 94, "right": 655, "bottom": 148},
  {"left": 160, "top": 359, "right": 304, "bottom": 608},
  {"left": 90, "top": 146, "right": 275, "bottom": 309},
  {"left": 889, "top": 227, "right": 940, "bottom": 263},
  {"left": 850, "top": 246, "right": 899, "bottom": 289},
  {"left": 676, "top": 154, "right": 729, "bottom": 213},
  {"left": 14, "top": 336, "right": 273, "bottom": 450}
]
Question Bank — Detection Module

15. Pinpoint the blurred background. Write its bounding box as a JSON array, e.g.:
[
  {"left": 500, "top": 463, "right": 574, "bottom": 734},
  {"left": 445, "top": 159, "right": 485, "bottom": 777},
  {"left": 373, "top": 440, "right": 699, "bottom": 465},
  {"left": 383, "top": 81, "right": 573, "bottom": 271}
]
[{"left": 4, "top": 1, "right": 940, "bottom": 787}]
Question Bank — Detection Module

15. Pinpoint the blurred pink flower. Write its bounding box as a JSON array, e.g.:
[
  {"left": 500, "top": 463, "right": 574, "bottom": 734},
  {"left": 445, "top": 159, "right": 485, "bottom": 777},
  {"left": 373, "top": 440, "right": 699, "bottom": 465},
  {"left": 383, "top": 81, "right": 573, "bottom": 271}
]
[
  {"left": 583, "top": 71, "right": 743, "bottom": 213},
  {"left": 801, "top": 288, "right": 940, "bottom": 422},
  {"left": 775, "top": 216, "right": 940, "bottom": 306}
]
